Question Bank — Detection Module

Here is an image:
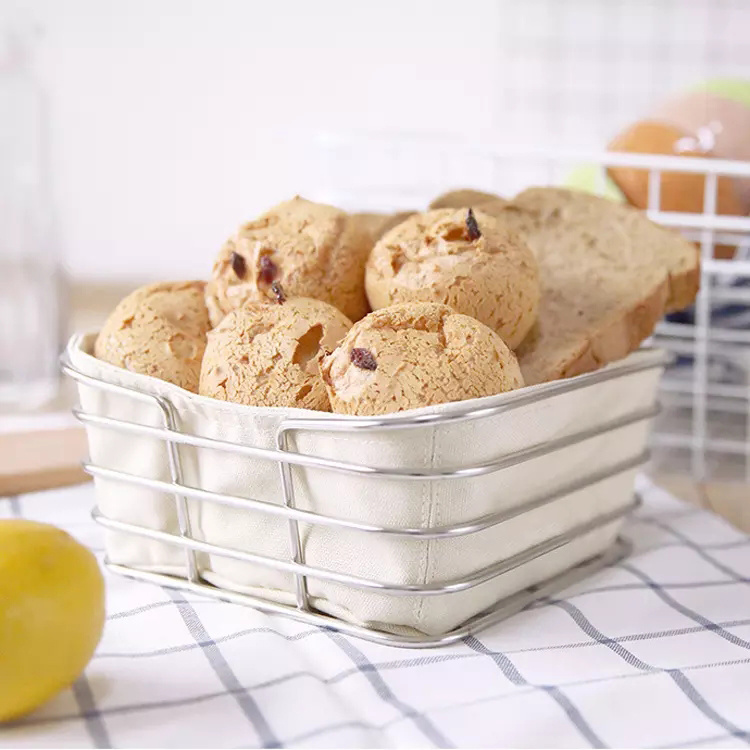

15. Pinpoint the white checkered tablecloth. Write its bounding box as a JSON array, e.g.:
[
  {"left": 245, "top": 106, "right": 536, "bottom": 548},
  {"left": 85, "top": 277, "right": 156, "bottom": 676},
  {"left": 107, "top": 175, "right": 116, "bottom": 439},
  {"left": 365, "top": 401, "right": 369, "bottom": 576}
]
[{"left": 2, "top": 475, "right": 750, "bottom": 749}]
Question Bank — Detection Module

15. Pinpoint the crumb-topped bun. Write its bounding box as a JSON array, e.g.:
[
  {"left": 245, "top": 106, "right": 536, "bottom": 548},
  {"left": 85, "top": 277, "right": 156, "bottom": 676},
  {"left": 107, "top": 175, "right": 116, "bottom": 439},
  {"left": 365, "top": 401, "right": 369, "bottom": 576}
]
[
  {"left": 206, "top": 197, "right": 372, "bottom": 327},
  {"left": 321, "top": 302, "right": 523, "bottom": 416},
  {"left": 199, "top": 296, "right": 352, "bottom": 411},
  {"left": 365, "top": 208, "right": 539, "bottom": 349},
  {"left": 94, "top": 281, "right": 210, "bottom": 392}
]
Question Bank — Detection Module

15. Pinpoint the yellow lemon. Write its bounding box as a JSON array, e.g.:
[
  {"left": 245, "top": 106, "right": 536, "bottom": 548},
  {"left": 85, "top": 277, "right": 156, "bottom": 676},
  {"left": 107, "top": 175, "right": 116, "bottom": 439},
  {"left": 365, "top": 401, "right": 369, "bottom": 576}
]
[{"left": 0, "top": 520, "right": 105, "bottom": 722}]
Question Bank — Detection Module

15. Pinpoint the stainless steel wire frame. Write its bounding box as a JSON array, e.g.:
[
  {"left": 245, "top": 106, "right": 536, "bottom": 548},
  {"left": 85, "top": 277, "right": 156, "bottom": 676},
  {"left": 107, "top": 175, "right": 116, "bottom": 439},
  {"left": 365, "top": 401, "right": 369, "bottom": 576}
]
[{"left": 62, "top": 348, "right": 669, "bottom": 648}]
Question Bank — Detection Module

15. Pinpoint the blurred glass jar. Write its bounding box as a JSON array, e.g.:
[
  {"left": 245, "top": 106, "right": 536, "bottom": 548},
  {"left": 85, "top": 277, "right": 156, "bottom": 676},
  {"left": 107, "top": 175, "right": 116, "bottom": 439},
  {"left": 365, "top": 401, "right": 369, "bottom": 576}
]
[{"left": 0, "top": 23, "right": 64, "bottom": 410}]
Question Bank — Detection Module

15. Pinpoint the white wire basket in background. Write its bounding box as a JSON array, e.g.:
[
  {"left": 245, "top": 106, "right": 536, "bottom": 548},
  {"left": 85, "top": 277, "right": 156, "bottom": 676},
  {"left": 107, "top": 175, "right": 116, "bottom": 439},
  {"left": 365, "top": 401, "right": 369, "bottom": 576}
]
[{"left": 308, "top": 132, "right": 750, "bottom": 483}]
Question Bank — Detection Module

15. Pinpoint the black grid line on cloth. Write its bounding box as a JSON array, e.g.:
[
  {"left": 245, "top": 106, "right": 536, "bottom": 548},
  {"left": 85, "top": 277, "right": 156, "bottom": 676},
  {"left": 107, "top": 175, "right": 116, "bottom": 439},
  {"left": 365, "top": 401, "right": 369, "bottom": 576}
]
[
  {"left": 243, "top": 675, "right": 750, "bottom": 750},
  {"left": 91, "top": 611, "right": 750, "bottom": 678},
  {"left": 549, "top": 600, "right": 652, "bottom": 671},
  {"left": 114, "top": 570, "right": 750, "bottom": 623},
  {"left": 612, "top": 574, "right": 750, "bottom": 595},
  {"left": 108, "top": 600, "right": 177, "bottom": 620},
  {"left": 661, "top": 730, "right": 750, "bottom": 748},
  {"left": 94, "top": 604, "right": 750, "bottom": 674},
  {"left": 167, "top": 589, "right": 280, "bottom": 748},
  {"left": 531, "top": 576, "right": 750, "bottom": 603},
  {"left": 629, "top": 538, "right": 750, "bottom": 553},
  {"left": 549, "top": 599, "right": 750, "bottom": 744},
  {"left": 510, "top": 617, "right": 750, "bottom": 656},
  {"left": 95, "top": 625, "right": 322, "bottom": 658},
  {"left": 89, "top": 612, "right": 750, "bottom": 665},
  {"left": 107, "top": 596, "right": 240, "bottom": 620},
  {"left": 323, "top": 629, "right": 453, "bottom": 748},
  {"left": 17, "top": 653, "right": 750, "bottom": 733},
  {"left": 641, "top": 516, "right": 749, "bottom": 582},
  {"left": 71, "top": 679, "right": 111, "bottom": 748},
  {"left": 271, "top": 719, "right": 377, "bottom": 748},
  {"left": 10, "top": 493, "right": 112, "bottom": 748},
  {"left": 669, "top": 669, "right": 750, "bottom": 743},
  {"left": 634, "top": 506, "right": 704, "bottom": 523},
  {"left": 238, "top": 710, "right": 455, "bottom": 750},
  {"left": 620, "top": 563, "right": 750, "bottom": 652},
  {"left": 102, "top": 566, "right": 747, "bottom": 622},
  {"left": 380, "top": 656, "right": 750, "bottom": 749},
  {"left": 463, "top": 635, "right": 606, "bottom": 748}
]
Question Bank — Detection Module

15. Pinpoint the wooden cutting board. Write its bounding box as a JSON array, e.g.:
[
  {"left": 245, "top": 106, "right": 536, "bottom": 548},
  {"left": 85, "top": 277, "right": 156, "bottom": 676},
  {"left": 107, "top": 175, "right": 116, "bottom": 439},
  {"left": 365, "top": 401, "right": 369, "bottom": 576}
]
[{"left": 0, "top": 426, "right": 90, "bottom": 496}]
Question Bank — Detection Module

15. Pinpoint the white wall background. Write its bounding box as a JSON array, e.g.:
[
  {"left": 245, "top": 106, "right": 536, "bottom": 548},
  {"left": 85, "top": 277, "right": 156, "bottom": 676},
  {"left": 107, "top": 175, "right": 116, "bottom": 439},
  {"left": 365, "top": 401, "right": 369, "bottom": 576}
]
[{"left": 3, "top": 0, "right": 750, "bottom": 282}]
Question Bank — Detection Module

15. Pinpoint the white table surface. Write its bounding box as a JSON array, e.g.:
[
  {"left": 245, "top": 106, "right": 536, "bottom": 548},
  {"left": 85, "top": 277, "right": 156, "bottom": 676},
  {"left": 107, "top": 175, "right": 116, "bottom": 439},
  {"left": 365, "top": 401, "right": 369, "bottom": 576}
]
[{"left": 2, "top": 475, "right": 750, "bottom": 749}]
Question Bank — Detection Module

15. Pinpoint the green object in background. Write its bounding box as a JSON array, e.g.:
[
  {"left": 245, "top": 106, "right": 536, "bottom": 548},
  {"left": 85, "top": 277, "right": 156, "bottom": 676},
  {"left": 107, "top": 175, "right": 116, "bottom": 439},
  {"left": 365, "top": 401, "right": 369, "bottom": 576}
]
[
  {"left": 564, "top": 164, "right": 626, "bottom": 202},
  {"left": 696, "top": 79, "right": 750, "bottom": 109}
]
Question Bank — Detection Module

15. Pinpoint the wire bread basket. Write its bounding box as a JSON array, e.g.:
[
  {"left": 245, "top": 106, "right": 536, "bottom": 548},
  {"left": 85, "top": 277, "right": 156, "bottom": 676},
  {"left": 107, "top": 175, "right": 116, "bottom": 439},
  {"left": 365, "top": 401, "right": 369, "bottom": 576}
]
[
  {"left": 62, "top": 143, "right": 750, "bottom": 646},
  {"left": 63, "top": 331, "right": 668, "bottom": 648}
]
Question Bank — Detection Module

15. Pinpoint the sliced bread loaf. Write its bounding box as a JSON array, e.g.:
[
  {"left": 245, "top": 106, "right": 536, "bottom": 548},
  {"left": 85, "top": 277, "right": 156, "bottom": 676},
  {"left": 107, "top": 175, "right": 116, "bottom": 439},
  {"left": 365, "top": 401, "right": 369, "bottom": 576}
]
[{"left": 495, "top": 187, "right": 698, "bottom": 384}]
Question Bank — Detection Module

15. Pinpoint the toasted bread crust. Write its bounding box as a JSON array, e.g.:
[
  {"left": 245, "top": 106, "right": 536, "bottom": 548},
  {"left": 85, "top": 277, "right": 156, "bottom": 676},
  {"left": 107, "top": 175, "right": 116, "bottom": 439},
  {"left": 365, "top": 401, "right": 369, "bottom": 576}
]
[
  {"left": 537, "top": 277, "right": 669, "bottom": 383},
  {"left": 498, "top": 187, "right": 696, "bottom": 384},
  {"left": 667, "top": 261, "right": 700, "bottom": 313}
]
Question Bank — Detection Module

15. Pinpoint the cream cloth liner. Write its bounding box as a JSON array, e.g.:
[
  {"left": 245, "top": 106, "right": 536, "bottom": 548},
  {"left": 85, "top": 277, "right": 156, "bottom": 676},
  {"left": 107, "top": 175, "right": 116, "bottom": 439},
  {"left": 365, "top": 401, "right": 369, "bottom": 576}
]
[{"left": 69, "top": 334, "right": 664, "bottom": 636}]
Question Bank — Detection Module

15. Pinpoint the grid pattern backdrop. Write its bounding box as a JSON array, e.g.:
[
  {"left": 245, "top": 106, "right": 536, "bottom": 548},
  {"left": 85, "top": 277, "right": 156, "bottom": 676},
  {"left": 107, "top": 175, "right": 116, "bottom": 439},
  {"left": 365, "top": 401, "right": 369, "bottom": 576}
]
[
  {"left": 2, "top": 476, "right": 749, "bottom": 748},
  {"left": 494, "top": 0, "right": 750, "bottom": 149}
]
